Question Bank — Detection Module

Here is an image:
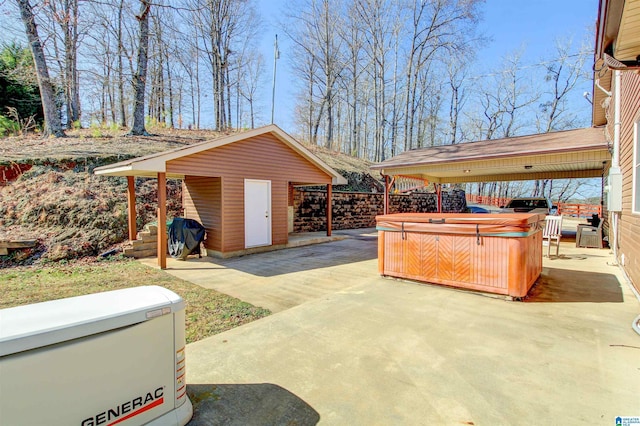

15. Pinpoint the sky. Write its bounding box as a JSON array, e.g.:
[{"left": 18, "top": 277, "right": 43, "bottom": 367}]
[
  {"left": 258, "top": 0, "right": 600, "bottom": 134},
  {"left": 1, "top": 0, "right": 600, "bottom": 133}
]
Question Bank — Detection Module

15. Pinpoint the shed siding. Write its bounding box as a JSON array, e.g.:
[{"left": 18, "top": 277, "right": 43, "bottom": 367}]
[
  {"left": 618, "top": 71, "right": 640, "bottom": 292},
  {"left": 183, "top": 176, "right": 223, "bottom": 252},
  {"left": 167, "top": 133, "right": 332, "bottom": 253}
]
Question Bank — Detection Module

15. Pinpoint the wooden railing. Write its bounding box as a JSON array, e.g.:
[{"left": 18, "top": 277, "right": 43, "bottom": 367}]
[
  {"left": 555, "top": 203, "right": 602, "bottom": 218},
  {"left": 465, "top": 194, "right": 510, "bottom": 208},
  {"left": 465, "top": 194, "right": 602, "bottom": 218}
]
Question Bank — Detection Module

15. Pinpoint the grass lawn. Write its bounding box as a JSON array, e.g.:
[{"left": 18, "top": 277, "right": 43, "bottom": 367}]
[{"left": 0, "top": 259, "right": 271, "bottom": 343}]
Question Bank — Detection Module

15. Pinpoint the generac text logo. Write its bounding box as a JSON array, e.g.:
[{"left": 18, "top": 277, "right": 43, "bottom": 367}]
[{"left": 81, "top": 387, "right": 164, "bottom": 426}]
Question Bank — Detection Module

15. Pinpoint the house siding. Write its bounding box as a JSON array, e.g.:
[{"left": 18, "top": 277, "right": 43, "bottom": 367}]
[
  {"left": 183, "top": 176, "right": 222, "bottom": 252},
  {"left": 618, "top": 71, "right": 640, "bottom": 292},
  {"left": 167, "top": 133, "right": 332, "bottom": 253}
]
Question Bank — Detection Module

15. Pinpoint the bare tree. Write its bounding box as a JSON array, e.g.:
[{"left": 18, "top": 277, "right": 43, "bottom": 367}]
[
  {"left": 188, "top": 0, "right": 260, "bottom": 131},
  {"left": 356, "top": 0, "right": 395, "bottom": 161},
  {"left": 239, "top": 51, "right": 264, "bottom": 128},
  {"left": 338, "top": 1, "right": 365, "bottom": 156},
  {"left": 129, "top": 0, "right": 151, "bottom": 136},
  {"left": 468, "top": 51, "right": 539, "bottom": 141},
  {"left": 537, "top": 38, "right": 588, "bottom": 133},
  {"left": 116, "top": 0, "right": 128, "bottom": 128},
  {"left": 446, "top": 58, "right": 469, "bottom": 144},
  {"left": 45, "top": 0, "right": 81, "bottom": 128},
  {"left": 466, "top": 51, "right": 540, "bottom": 199},
  {"left": 286, "top": 0, "right": 481, "bottom": 160},
  {"left": 402, "top": 0, "right": 481, "bottom": 151},
  {"left": 16, "top": 0, "right": 65, "bottom": 137},
  {"left": 290, "top": 49, "right": 320, "bottom": 143},
  {"left": 284, "top": 0, "right": 344, "bottom": 149},
  {"left": 82, "top": 0, "right": 136, "bottom": 128},
  {"left": 533, "top": 37, "right": 590, "bottom": 198}
]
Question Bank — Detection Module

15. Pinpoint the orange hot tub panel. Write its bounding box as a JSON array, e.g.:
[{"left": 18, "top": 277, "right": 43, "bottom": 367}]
[{"left": 376, "top": 213, "right": 545, "bottom": 298}]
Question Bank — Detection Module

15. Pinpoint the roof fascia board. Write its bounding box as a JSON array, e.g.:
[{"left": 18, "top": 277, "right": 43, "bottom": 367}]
[
  {"left": 374, "top": 169, "right": 605, "bottom": 184},
  {"left": 595, "top": 0, "right": 624, "bottom": 59},
  {"left": 94, "top": 124, "right": 347, "bottom": 184},
  {"left": 371, "top": 145, "right": 609, "bottom": 170},
  {"left": 439, "top": 168, "right": 607, "bottom": 184},
  {"left": 94, "top": 164, "right": 134, "bottom": 176}
]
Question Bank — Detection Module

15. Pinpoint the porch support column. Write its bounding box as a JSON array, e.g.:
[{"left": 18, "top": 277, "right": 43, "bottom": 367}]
[
  {"left": 383, "top": 175, "right": 389, "bottom": 215},
  {"left": 434, "top": 183, "right": 442, "bottom": 213},
  {"left": 127, "top": 176, "right": 137, "bottom": 241},
  {"left": 326, "top": 184, "right": 332, "bottom": 237},
  {"left": 157, "top": 172, "right": 167, "bottom": 269}
]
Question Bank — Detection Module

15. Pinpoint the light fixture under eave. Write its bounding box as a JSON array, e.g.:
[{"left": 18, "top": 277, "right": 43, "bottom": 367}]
[
  {"left": 463, "top": 169, "right": 471, "bottom": 173},
  {"left": 524, "top": 165, "right": 533, "bottom": 170}
]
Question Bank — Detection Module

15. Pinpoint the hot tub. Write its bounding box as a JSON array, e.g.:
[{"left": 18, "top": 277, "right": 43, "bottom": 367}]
[{"left": 376, "top": 213, "right": 545, "bottom": 298}]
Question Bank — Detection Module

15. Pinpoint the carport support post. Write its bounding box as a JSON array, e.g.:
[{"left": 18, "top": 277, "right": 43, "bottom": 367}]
[
  {"left": 326, "top": 184, "right": 332, "bottom": 236},
  {"left": 127, "top": 176, "right": 137, "bottom": 241},
  {"left": 383, "top": 175, "right": 389, "bottom": 215},
  {"left": 435, "top": 183, "right": 442, "bottom": 213},
  {"left": 157, "top": 172, "right": 167, "bottom": 269}
]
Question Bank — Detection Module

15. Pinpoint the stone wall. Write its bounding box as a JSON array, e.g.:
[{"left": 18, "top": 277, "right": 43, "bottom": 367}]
[{"left": 294, "top": 189, "right": 467, "bottom": 232}]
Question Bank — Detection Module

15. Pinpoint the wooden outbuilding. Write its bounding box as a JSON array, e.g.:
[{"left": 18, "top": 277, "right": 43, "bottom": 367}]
[{"left": 94, "top": 125, "right": 347, "bottom": 268}]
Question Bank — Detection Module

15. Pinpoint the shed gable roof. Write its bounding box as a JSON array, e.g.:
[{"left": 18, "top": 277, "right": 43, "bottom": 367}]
[{"left": 94, "top": 125, "right": 347, "bottom": 185}]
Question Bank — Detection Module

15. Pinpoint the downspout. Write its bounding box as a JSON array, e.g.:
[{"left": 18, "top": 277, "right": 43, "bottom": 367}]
[
  {"left": 595, "top": 79, "right": 612, "bottom": 97},
  {"left": 613, "top": 70, "right": 621, "bottom": 169},
  {"left": 611, "top": 69, "right": 621, "bottom": 261}
]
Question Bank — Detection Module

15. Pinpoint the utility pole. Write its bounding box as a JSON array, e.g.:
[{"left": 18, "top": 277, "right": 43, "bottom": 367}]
[{"left": 271, "top": 34, "right": 279, "bottom": 124}]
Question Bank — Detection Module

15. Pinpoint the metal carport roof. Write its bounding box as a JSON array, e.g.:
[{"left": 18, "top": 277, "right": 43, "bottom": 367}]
[{"left": 371, "top": 127, "right": 610, "bottom": 183}]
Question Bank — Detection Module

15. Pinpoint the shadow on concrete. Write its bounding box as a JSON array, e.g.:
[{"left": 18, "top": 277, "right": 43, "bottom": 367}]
[
  {"left": 200, "top": 238, "right": 378, "bottom": 277},
  {"left": 525, "top": 268, "right": 624, "bottom": 303},
  {"left": 186, "top": 383, "right": 320, "bottom": 426}
]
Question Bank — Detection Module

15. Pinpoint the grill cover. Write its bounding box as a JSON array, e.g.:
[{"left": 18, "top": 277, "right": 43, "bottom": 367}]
[{"left": 168, "top": 218, "right": 206, "bottom": 260}]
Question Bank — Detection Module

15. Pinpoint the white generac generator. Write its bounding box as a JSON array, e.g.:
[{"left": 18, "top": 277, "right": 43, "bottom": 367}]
[{"left": 0, "top": 286, "right": 193, "bottom": 426}]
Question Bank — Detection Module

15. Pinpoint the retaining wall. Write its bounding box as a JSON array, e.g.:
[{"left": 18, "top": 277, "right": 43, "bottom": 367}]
[{"left": 294, "top": 189, "right": 467, "bottom": 232}]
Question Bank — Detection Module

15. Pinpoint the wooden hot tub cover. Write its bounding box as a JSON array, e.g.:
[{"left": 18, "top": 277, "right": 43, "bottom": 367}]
[{"left": 376, "top": 213, "right": 545, "bottom": 238}]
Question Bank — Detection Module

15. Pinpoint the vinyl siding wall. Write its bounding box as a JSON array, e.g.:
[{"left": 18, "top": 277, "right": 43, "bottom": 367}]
[
  {"left": 183, "top": 176, "right": 222, "bottom": 251},
  {"left": 167, "top": 133, "right": 332, "bottom": 253},
  {"left": 618, "top": 71, "right": 640, "bottom": 292}
]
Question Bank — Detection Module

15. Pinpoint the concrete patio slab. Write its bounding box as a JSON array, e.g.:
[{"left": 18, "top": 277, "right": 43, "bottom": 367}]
[
  {"left": 146, "top": 225, "right": 640, "bottom": 425},
  {"left": 141, "top": 229, "right": 378, "bottom": 313}
]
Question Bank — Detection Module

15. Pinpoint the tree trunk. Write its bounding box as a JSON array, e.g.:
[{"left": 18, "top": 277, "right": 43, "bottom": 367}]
[
  {"left": 167, "top": 49, "right": 174, "bottom": 128},
  {"left": 117, "top": 0, "right": 127, "bottom": 128},
  {"left": 17, "top": 0, "right": 65, "bottom": 137},
  {"left": 129, "top": 0, "right": 151, "bottom": 136},
  {"left": 65, "top": 0, "right": 80, "bottom": 127}
]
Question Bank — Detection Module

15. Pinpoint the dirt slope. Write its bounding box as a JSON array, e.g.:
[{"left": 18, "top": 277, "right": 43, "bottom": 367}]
[{"left": 0, "top": 128, "right": 377, "bottom": 265}]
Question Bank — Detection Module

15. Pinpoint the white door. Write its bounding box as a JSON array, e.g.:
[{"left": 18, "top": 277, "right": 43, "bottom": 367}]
[{"left": 244, "top": 179, "right": 272, "bottom": 248}]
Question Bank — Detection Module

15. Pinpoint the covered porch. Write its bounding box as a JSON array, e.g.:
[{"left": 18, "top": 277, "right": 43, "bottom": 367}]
[{"left": 371, "top": 127, "right": 611, "bottom": 215}]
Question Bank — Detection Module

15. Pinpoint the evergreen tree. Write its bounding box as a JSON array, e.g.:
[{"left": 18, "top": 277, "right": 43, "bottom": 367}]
[{"left": 0, "top": 42, "right": 44, "bottom": 126}]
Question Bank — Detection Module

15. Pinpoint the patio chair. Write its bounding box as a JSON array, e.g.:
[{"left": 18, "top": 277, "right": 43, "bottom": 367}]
[
  {"left": 542, "top": 215, "right": 563, "bottom": 257},
  {"left": 576, "top": 220, "right": 604, "bottom": 249}
]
